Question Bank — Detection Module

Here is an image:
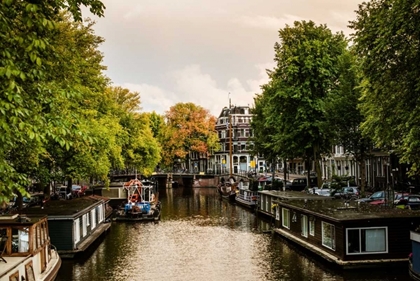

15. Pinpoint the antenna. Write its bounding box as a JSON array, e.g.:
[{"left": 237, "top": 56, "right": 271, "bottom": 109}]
[{"left": 228, "top": 92, "right": 231, "bottom": 108}]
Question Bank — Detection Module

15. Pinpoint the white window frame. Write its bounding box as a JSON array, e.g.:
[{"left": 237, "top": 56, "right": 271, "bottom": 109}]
[
  {"left": 87, "top": 212, "right": 90, "bottom": 227},
  {"left": 82, "top": 215, "right": 87, "bottom": 237},
  {"left": 282, "top": 208, "right": 290, "bottom": 229},
  {"left": 97, "top": 205, "right": 104, "bottom": 223},
  {"left": 91, "top": 209, "right": 97, "bottom": 230},
  {"left": 321, "top": 221, "right": 335, "bottom": 250},
  {"left": 301, "top": 215, "right": 308, "bottom": 238},
  {"left": 309, "top": 218, "right": 315, "bottom": 236},
  {"left": 74, "top": 218, "right": 80, "bottom": 246},
  {"left": 346, "top": 227, "right": 388, "bottom": 255}
]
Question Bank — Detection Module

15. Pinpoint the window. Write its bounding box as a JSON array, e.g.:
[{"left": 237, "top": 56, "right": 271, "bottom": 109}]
[
  {"left": 282, "top": 208, "right": 290, "bottom": 229},
  {"left": 275, "top": 206, "right": 279, "bottom": 221},
  {"left": 25, "top": 262, "right": 36, "bottom": 281},
  {"left": 12, "top": 227, "right": 29, "bottom": 253},
  {"left": 74, "top": 219, "right": 80, "bottom": 245},
  {"left": 301, "top": 215, "right": 308, "bottom": 238},
  {"left": 322, "top": 221, "right": 335, "bottom": 250},
  {"left": 82, "top": 215, "right": 87, "bottom": 237},
  {"left": 309, "top": 218, "right": 315, "bottom": 236},
  {"left": 87, "top": 213, "right": 90, "bottom": 227},
  {"left": 91, "top": 209, "right": 97, "bottom": 229},
  {"left": 346, "top": 227, "right": 388, "bottom": 255}
]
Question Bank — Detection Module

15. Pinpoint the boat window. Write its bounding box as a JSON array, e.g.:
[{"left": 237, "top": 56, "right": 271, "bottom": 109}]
[
  {"left": 309, "top": 217, "right": 315, "bottom": 236},
  {"left": 87, "top": 212, "right": 90, "bottom": 227},
  {"left": 82, "top": 214, "right": 87, "bottom": 237},
  {"left": 11, "top": 227, "right": 29, "bottom": 253},
  {"left": 25, "top": 261, "right": 36, "bottom": 281},
  {"left": 321, "top": 222, "right": 335, "bottom": 250},
  {"left": 282, "top": 208, "right": 290, "bottom": 229},
  {"left": 346, "top": 227, "right": 388, "bottom": 255},
  {"left": 74, "top": 218, "right": 80, "bottom": 245},
  {"left": 9, "top": 271, "right": 19, "bottom": 281},
  {"left": 91, "top": 209, "right": 97, "bottom": 229},
  {"left": 301, "top": 215, "right": 308, "bottom": 238},
  {"left": 42, "top": 221, "right": 48, "bottom": 244},
  {"left": 36, "top": 225, "right": 41, "bottom": 249}
]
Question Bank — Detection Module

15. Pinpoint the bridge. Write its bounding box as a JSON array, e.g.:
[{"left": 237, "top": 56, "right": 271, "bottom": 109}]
[
  {"left": 109, "top": 171, "right": 302, "bottom": 189},
  {"left": 110, "top": 172, "right": 251, "bottom": 189}
]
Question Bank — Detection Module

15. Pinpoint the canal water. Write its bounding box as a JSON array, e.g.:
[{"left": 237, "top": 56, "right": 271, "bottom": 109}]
[{"left": 56, "top": 187, "right": 410, "bottom": 281}]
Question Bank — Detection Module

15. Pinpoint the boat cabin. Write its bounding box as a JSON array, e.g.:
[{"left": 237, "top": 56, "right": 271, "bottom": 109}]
[
  {"left": 0, "top": 214, "right": 61, "bottom": 281},
  {"left": 272, "top": 199, "right": 420, "bottom": 268},
  {"left": 23, "top": 196, "right": 111, "bottom": 258}
]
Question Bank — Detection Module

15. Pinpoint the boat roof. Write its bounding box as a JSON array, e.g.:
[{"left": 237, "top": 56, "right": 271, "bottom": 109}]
[
  {"left": 22, "top": 195, "right": 107, "bottom": 217},
  {"left": 276, "top": 198, "right": 420, "bottom": 221},
  {"left": 0, "top": 214, "right": 47, "bottom": 226}
]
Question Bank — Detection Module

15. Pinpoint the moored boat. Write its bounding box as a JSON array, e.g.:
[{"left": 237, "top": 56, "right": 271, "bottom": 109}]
[
  {"left": 235, "top": 182, "right": 259, "bottom": 210},
  {"left": 115, "top": 178, "right": 161, "bottom": 222},
  {"left": 0, "top": 214, "right": 61, "bottom": 281},
  {"left": 217, "top": 178, "right": 237, "bottom": 203}
]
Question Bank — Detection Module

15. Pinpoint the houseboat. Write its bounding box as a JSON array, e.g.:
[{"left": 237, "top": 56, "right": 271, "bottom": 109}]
[
  {"left": 269, "top": 198, "right": 420, "bottom": 269},
  {"left": 114, "top": 178, "right": 161, "bottom": 222},
  {"left": 0, "top": 214, "right": 61, "bottom": 281},
  {"left": 235, "top": 180, "right": 258, "bottom": 210},
  {"left": 257, "top": 190, "right": 332, "bottom": 220},
  {"left": 410, "top": 230, "right": 420, "bottom": 280},
  {"left": 24, "top": 195, "right": 112, "bottom": 258}
]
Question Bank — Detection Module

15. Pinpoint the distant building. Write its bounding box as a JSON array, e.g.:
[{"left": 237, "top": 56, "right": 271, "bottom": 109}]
[{"left": 209, "top": 105, "right": 266, "bottom": 175}]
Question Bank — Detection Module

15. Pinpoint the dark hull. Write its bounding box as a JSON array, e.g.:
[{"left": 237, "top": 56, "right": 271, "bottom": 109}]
[
  {"left": 235, "top": 197, "right": 257, "bottom": 209},
  {"left": 114, "top": 202, "right": 161, "bottom": 222},
  {"left": 220, "top": 192, "right": 236, "bottom": 203}
]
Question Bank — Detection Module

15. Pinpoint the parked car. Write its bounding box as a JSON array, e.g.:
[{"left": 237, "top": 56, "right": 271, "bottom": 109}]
[
  {"left": 308, "top": 187, "right": 331, "bottom": 197},
  {"left": 71, "top": 185, "right": 87, "bottom": 197},
  {"left": 356, "top": 190, "right": 385, "bottom": 203},
  {"left": 396, "top": 194, "right": 420, "bottom": 210},
  {"left": 369, "top": 192, "right": 410, "bottom": 206},
  {"left": 22, "top": 194, "right": 45, "bottom": 208},
  {"left": 331, "top": 186, "right": 360, "bottom": 199},
  {"left": 54, "top": 186, "right": 72, "bottom": 200},
  {"left": 287, "top": 177, "right": 317, "bottom": 191}
]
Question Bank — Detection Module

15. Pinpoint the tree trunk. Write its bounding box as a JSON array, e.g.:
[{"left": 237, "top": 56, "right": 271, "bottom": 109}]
[{"left": 313, "top": 143, "right": 322, "bottom": 188}]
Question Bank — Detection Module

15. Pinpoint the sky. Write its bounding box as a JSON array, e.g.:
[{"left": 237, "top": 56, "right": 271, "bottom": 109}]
[{"left": 84, "top": 0, "right": 362, "bottom": 117}]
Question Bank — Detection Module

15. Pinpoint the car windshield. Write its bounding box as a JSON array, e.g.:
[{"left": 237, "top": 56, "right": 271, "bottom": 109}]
[
  {"left": 370, "top": 191, "right": 384, "bottom": 199},
  {"left": 23, "top": 197, "right": 31, "bottom": 203}
]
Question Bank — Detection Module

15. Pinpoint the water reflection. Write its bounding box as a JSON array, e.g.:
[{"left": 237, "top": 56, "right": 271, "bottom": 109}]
[{"left": 56, "top": 187, "right": 410, "bottom": 281}]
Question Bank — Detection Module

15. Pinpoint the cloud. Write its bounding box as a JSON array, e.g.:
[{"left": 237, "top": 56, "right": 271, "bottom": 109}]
[
  {"left": 119, "top": 63, "right": 272, "bottom": 117},
  {"left": 234, "top": 14, "right": 305, "bottom": 30}
]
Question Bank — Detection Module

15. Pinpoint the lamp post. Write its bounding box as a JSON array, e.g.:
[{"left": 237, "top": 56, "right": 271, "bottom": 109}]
[{"left": 229, "top": 113, "right": 233, "bottom": 177}]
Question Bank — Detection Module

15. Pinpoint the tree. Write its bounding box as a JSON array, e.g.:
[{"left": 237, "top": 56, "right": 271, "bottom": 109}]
[
  {"left": 251, "top": 82, "right": 282, "bottom": 179},
  {"left": 102, "top": 87, "right": 161, "bottom": 177},
  {"left": 260, "top": 20, "right": 348, "bottom": 187},
  {"left": 323, "top": 50, "right": 372, "bottom": 193},
  {"left": 162, "top": 103, "right": 219, "bottom": 169},
  {"left": 0, "top": 1, "right": 105, "bottom": 200},
  {"left": 350, "top": 0, "right": 420, "bottom": 175}
]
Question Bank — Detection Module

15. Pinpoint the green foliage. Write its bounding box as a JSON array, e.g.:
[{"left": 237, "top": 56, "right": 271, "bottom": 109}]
[
  {"left": 255, "top": 21, "right": 348, "bottom": 185},
  {"left": 350, "top": 0, "right": 420, "bottom": 174},
  {"left": 323, "top": 49, "right": 371, "bottom": 191},
  {"left": 0, "top": 1, "right": 105, "bottom": 196}
]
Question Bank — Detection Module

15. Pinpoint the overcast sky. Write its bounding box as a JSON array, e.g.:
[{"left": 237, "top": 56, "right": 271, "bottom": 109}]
[{"left": 85, "top": 0, "right": 361, "bottom": 116}]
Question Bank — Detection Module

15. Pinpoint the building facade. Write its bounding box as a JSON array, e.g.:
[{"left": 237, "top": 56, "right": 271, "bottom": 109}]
[{"left": 209, "top": 105, "right": 266, "bottom": 175}]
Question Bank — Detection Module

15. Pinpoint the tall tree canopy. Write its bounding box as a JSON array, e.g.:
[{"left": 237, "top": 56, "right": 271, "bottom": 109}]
[
  {"left": 258, "top": 20, "right": 348, "bottom": 186},
  {"left": 0, "top": 1, "right": 105, "bottom": 200},
  {"left": 323, "top": 50, "right": 371, "bottom": 192},
  {"left": 350, "top": 0, "right": 420, "bottom": 174},
  {"left": 162, "top": 103, "right": 219, "bottom": 168}
]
